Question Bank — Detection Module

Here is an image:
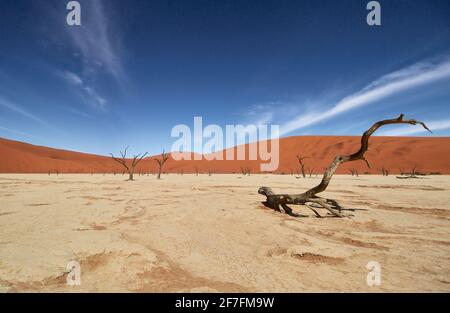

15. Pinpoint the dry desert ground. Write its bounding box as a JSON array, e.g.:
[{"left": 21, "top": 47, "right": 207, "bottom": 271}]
[{"left": 0, "top": 174, "right": 449, "bottom": 292}]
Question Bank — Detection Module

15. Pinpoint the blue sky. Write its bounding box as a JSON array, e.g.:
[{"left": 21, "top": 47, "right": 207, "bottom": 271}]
[{"left": 0, "top": 0, "right": 449, "bottom": 156}]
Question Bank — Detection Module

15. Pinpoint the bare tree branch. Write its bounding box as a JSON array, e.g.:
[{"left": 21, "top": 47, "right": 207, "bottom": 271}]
[
  {"left": 155, "top": 150, "right": 170, "bottom": 179},
  {"left": 258, "top": 114, "right": 431, "bottom": 218},
  {"left": 296, "top": 155, "right": 311, "bottom": 178},
  {"left": 110, "top": 146, "right": 148, "bottom": 181}
]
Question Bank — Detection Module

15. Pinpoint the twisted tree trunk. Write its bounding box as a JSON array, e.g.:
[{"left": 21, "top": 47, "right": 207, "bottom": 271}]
[{"left": 258, "top": 114, "right": 431, "bottom": 218}]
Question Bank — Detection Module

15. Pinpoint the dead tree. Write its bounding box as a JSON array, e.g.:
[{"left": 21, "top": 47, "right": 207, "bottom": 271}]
[
  {"left": 411, "top": 165, "right": 418, "bottom": 177},
  {"left": 155, "top": 151, "right": 170, "bottom": 179},
  {"left": 240, "top": 167, "right": 251, "bottom": 176},
  {"left": 296, "top": 155, "right": 311, "bottom": 178},
  {"left": 258, "top": 114, "right": 430, "bottom": 218},
  {"left": 110, "top": 147, "right": 148, "bottom": 181},
  {"left": 194, "top": 166, "right": 199, "bottom": 176},
  {"left": 397, "top": 165, "right": 422, "bottom": 179},
  {"left": 307, "top": 167, "right": 314, "bottom": 178},
  {"left": 380, "top": 166, "right": 390, "bottom": 176},
  {"left": 349, "top": 168, "right": 359, "bottom": 177}
]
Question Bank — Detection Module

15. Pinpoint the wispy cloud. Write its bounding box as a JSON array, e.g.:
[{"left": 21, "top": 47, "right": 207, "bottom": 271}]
[
  {"left": 378, "top": 119, "right": 450, "bottom": 136},
  {"left": 59, "top": 70, "right": 107, "bottom": 110},
  {"left": 60, "top": 105, "right": 94, "bottom": 119},
  {"left": 278, "top": 57, "right": 450, "bottom": 136},
  {"left": 241, "top": 103, "right": 278, "bottom": 126},
  {"left": 0, "top": 95, "right": 49, "bottom": 127},
  {"left": 49, "top": 0, "right": 128, "bottom": 111},
  {"left": 0, "top": 125, "right": 41, "bottom": 140},
  {"left": 65, "top": 0, "right": 127, "bottom": 84}
]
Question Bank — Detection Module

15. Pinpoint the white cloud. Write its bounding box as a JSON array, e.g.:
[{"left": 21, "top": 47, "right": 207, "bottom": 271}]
[
  {"left": 63, "top": 71, "right": 83, "bottom": 85},
  {"left": 65, "top": 0, "right": 127, "bottom": 84},
  {"left": 54, "top": 0, "right": 128, "bottom": 111},
  {"left": 60, "top": 70, "right": 107, "bottom": 110},
  {"left": 0, "top": 95, "right": 49, "bottom": 127},
  {"left": 253, "top": 112, "right": 274, "bottom": 127},
  {"left": 83, "top": 86, "right": 107, "bottom": 108},
  {"left": 378, "top": 119, "right": 450, "bottom": 136},
  {"left": 241, "top": 103, "right": 279, "bottom": 126},
  {"left": 279, "top": 57, "right": 450, "bottom": 136}
]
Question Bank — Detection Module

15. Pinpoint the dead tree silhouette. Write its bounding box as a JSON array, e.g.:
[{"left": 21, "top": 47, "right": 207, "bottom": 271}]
[
  {"left": 350, "top": 168, "right": 359, "bottom": 177},
  {"left": 208, "top": 169, "right": 217, "bottom": 176},
  {"left": 240, "top": 167, "right": 251, "bottom": 176},
  {"left": 258, "top": 115, "right": 431, "bottom": 218},
  {"left": 296, "top": 155, "right": 310, "bottom": 178},
  {"left": 155, "top": 151, "right": 170, "bottom": 179},
  {"left": 110, "top": 147, "right": 148, "bottom": 181},
  {"left": 411, "top": 165, "right": 418, "bottom": 176},
  {"left": 397, "top": 164, "right": 422, "bottom": 179}
]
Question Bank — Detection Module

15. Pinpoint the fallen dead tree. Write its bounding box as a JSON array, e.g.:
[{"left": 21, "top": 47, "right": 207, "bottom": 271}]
[{"left": 258, "top": 114, "right": 431, "bottom": 218}]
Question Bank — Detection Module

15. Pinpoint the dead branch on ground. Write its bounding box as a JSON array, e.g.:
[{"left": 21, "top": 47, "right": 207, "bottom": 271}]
[{"left": 258, "top": 114, "right": 431, "bottom": 218}]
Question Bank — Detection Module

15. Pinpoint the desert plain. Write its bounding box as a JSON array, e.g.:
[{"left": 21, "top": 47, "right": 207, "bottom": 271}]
[{"left": 0, "top": 173, "right": 449, "bottom": 292}]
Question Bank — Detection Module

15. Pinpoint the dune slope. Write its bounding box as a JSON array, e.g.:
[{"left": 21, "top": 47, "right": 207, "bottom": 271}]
[{"left": 0, "top": 136, "right": 449, "bottom": 174}]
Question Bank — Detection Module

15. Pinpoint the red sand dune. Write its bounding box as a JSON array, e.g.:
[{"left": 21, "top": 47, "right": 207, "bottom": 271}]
[{"left": 0, "top": 136, "right": 449, "bottom": 174}]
